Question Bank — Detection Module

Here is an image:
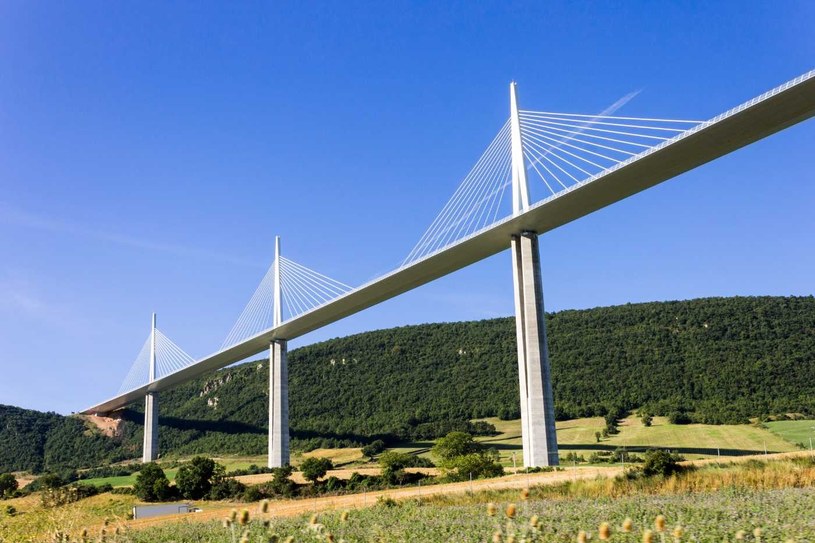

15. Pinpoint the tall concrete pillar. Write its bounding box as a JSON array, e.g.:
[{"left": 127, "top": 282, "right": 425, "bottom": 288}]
[
  {"left": 268, "top": 339, "right": 290, "bottom": 468},
  {"left": 511, "top": 231, "right": 558, "bottom": 467},
  {"left": 142, "top": 392, "right": 158, "bottom": 462},
  {"left": 142, "top": 313, "right": 159, "bottom": 463}
]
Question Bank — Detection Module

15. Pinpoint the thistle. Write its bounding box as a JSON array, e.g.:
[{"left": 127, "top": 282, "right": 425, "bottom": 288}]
[
  {"left": 599, "top": 522, "right": 611, "bottom": 540},
  {"left": 310, "top": 513, "right": 319, "bottom": 525},
  {"left": 520, "top": 488, "right": 530, "bottom": 500},
  {"left": 492, "top": 531, "right": 502, "bottom": 543},
  {"left": 340, "top": 510, "right": 349, "bottom": 523},
  {"left": 672, "top": 525, "right": 683, "bottom": 540},
  {"left": 261, "top": 499, "right": 270, "bottom": 513},
  {"left": 577, "top": 530, "right": 588, "bottom": 543},
  {"left": 643, "top": 529, "right": 654, "bottom": 543},
  {"left": 622, "top": 518, "right": 633, "bottom": 533},
  {"left": 487, "top": 502, "right": 497, "bottom": 517},
  {"left": 735, "top": 530, "right": 746, "bottom": 540},
  {"left": 239, "top": 509, "right": 250, "bottom": 526},
  {"left": 655, "top": 515, "right": 666, "bottom": 532},
  {"left": 529, "top": 515, "right": 539, "bottom": 528},
  {"left": 505, "top": 503, "right": 517, "bottom": 519}
]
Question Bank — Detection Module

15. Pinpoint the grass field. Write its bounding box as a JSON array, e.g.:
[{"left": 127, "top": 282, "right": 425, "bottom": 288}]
[
  {"left": 6, "top": 454, "right": 812, "bottom": 542},
  {"left": 766, "top": 420, "right": 815, "bottom": 449},
  {"left": 394, "top": 416, "right": 801, "bottom": 466},
  {"left": 78, "top": 417, "right": 808, "bottom": 488}
]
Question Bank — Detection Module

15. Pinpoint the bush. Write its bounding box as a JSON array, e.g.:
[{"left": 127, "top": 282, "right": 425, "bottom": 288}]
[
  {"left": 669, "top": 412, "right": 693, "bottom": 425},
  {"left": 0, "top": 473, "right": 18, "bottom": 498},
  {"left": 444, "top": 450, "right": 504, "bottom": 481},
  {"left": 432, "top": 432, "right": 478, "bottom": 463},
  {"left": 300, "top": 457, "right": 333, "bottom": 484},
  {"left": 641, "top": 449, "right": 683, "bottom": 477},
  {"left": 209, "top": 478, "right": 246, "bottom": 500},
  {"left": 260, "top": 466, "right": 297, "bottom": 497},
  {"left": 176, "top": 456, "right": 224, "bottom": 500},
  {"left": 362, "top": 439, "right": 386, "bottom": 460},
  {"left": 133, "top": 463, "right": 172, "bottom": 502}
]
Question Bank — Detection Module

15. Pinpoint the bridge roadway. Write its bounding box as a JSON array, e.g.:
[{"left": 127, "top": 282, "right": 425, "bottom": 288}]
[{"left": 84, "top": 70, "right": 815, "bottom": 416}]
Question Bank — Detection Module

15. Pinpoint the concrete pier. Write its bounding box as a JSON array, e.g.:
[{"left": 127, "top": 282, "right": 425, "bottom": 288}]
[
  {"left": 268, "top": 339, "right": 290, "bottom": 467},
  {"left": 142, "top": 392, "right": 158, "bottom": 462},
  {"left": 511, "top": 231, "right": 558, "bottom": 467}
]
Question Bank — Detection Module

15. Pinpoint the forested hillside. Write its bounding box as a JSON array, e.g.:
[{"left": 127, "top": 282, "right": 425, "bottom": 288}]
[{"left": 2, "top": 295, "right": 813, "bottom": 472}]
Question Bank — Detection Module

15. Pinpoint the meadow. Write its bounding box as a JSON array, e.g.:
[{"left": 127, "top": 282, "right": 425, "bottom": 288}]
[{"left": 5, "top": 454, "right": 812, "bottom": 542}]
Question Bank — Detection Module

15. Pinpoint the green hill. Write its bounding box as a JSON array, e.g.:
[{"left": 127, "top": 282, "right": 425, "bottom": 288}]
[{"left": 2, "top": 295, "right": 814, "bottom": 473}]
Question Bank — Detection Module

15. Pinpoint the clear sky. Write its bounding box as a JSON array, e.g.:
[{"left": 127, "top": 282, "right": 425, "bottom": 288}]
[{"left": 1, "top": 2, "right": 813, "bottom": 414}]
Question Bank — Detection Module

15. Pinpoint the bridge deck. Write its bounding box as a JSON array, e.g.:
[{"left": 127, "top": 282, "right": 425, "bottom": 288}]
[{"left": 84, "top": 70, "right": 815, "bottom": 415}]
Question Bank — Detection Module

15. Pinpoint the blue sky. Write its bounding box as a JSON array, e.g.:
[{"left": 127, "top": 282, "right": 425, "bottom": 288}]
[{"left": 1, "top": 2, "right": 813, "bottom": 414}]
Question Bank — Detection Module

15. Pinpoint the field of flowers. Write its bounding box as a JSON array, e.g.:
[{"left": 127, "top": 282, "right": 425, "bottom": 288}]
[{"left": 120, "top": 486, "right": 815, "bottom": 542}]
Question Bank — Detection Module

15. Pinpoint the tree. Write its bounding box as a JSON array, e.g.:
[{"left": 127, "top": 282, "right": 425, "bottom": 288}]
[
  {"left": 175, "top": 456, "right": 223, "bottom": 500},
  {"left": 378, "top": 451, "right": 412, "bottom": 485},
  {"left": 432, "top": 431, "right": 478, "bottom": 464},
  {"left": 595, "top": 431, "right": 602, "bottom": 443},
  {"left": 641, "top": 413, "right": 653, "bottom": 427},
  {"left": 641, "top": 449, "right": 682, "bottom": 477},
  {"left": 133, "top": 463, "right": 171, "bottom": 502},
  {"left": 0, "top": 474, "right": 18, "bottom": 498},
  {"left": 446, "top": 451, "right": 504, "bottom": 481},
  {"left": 300, "top": 457, "right": 333, "bottom": 484},
  {"left": 361, "top": 439, "right": 386, "bottom": 461}
]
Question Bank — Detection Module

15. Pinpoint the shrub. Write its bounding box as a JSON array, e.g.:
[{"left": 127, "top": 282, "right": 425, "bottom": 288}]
[
  {"left": 176, "top": 456, "right": 224, "bottom": 500},
  {"left": 432, "top": 432, "right": 479, "bottom": 463},
  {"left": 133, "top": 463, "right": 172, "bottom": 502},
  {"left": 0, "top": 473, "right": 18, "bottom": 498},
  {"left": 641, "top": 449, "right": 683, "bottom": 477},
  {"left": 362, "top": 439, "right": 387, "bottom": 460},
  {"left": 209, "top": 478, "right": 247, "bottom": 500},
  {"left": 446, "top": 451, "right": 504, "bottom": 481},
  {"left": 669, "top": 411, "right": 693, "bottom": 425},
  {"left": 300, "top": 457, "right": 333, "bottom": 484}
]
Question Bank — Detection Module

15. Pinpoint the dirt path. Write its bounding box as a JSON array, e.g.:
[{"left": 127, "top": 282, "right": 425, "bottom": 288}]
[{"left": 124, "top": 466, "right": 621, "bottom": 531}]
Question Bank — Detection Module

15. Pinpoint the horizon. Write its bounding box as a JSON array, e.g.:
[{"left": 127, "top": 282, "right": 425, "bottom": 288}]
[{"left": 1, "top": 2, "right": 813, "bottom": 414}]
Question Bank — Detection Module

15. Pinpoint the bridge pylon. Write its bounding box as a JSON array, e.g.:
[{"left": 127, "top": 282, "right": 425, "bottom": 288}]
[
  {"left": 142, "top": 313, "right": 159, "bottom": 463},
  {"left": 268, "top": 236, "right": 290, "bottom": 468},
  {"left": 509, "top": 82, "right": 558, "bottom": 467}
]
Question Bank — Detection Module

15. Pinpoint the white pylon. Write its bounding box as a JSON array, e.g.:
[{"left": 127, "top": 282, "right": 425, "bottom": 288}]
[{"left": 510, "top": 82, "right": 530, "bottom": 214}]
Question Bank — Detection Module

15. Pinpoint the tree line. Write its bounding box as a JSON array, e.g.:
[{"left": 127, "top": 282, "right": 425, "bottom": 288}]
[{"left": 1, "top": 295, "right": 813, "bottom": 473}]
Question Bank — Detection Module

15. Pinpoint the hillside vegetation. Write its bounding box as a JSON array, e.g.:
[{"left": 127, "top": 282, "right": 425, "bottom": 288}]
[{"left": 1, "top": 295, "right": 813, "bottom": 472}]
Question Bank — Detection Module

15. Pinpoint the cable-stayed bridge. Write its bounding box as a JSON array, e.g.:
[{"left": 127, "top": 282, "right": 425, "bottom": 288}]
[{"left": 83, "top": 70, "right": 815, "bottom": 467}]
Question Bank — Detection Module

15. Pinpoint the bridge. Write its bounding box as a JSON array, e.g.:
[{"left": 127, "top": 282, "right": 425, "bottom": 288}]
[{"left": 83, "top": 69, "right": 815, "bottom": 468}]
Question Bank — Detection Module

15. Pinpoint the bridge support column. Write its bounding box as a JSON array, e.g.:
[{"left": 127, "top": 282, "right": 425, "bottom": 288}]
[
  {"left": 511, "top": 231, "right": 558, "bottom": 467},
  {"left": 142, "top": 392, "right": 158, "bottom": 462},
  {"left": 268, "top": 339, "right": 290, "bottom": 468}
]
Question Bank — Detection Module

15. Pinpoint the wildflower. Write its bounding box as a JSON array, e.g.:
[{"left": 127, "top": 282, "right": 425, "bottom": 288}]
[
  {"left": 622, "top": 518, "right": 633, "bottom": 533},
  {"left": 530, "top": 515, "right": 539, "bottom": 528},
  {"left": 672, "top": 525, "right": 683, "bottom": 540},
  {"left": 643, "top": 529, "right": 654, "bottom": 543},
  {"left": 655, "top": 515, "right": 666, "bottom": 532},
  {"left": 507, "top": 535, "right": 516, "bottom": 543},
  {"left": 239, "top": 509, "right": 250, "bottom": 526},
  {"left": 340, "top": 510, "right": 349, "bottom": 523},
  {"left": 261, "top": 499, "right": 270, "bottom": 513},
  {"left": 326, "top": 533, "right": 335, "bottom": 543},
  {"left": 735, "top": 530, "right": 746, "bottom": 540},
  {"left": 487, "top": 502, "right": 497, "bottom": 517},
  {"left": 506, "top": 503, "right": 517, "bottom": 519},
  {"left": 753, "top": 527, "right": 762, "bottom": 541},
  {"left": 577, "top": 530, "right": 588, "bottom": 543},
  {"left": 493, "top": 531, "right": 503, "bottom": 543},
  {"left": 599, "top": 522, "right": 611, "bottom": 540},
  {"left": 310, "top": 513, "right": 319, "bottom": 525},
  {"left": 223, "top": 518, "right": 232, "bottom": 528},
  {"left": 239, "top": 531, "right": 250, "bottom": 543},
  {"left": 231, "top": 509, "right": 238, "bottom": 522},
  {"left": 520, "top": 488, "right": 530, "bottom": 500}
]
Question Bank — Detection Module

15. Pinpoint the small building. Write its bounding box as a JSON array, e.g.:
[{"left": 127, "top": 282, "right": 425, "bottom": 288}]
[{"left": 132, "top": 502, "right": 194, "bottom": 520}]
